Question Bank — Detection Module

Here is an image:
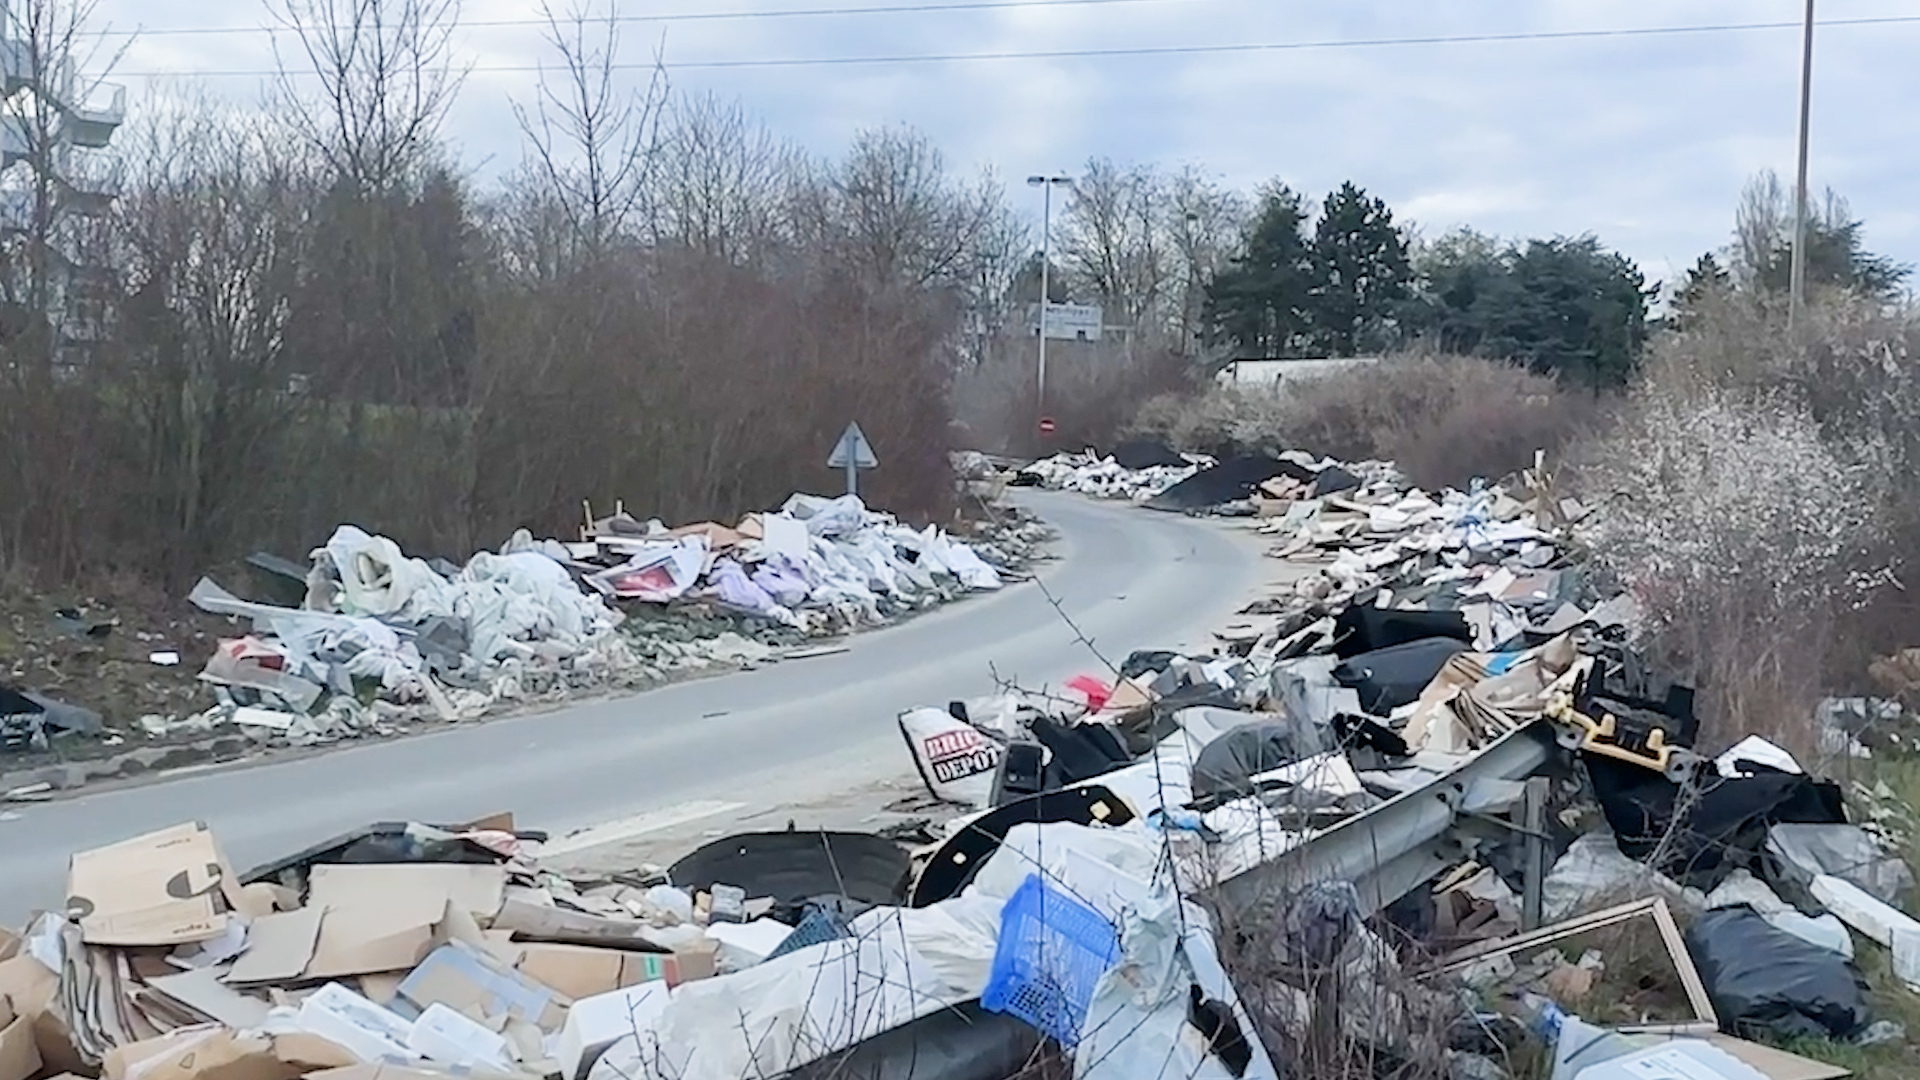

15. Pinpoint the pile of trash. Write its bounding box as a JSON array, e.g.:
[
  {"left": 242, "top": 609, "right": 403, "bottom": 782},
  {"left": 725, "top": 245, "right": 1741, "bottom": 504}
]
[
  {"left": 1011, "top": 445, "right": 1213, "bottom": 502},
  {"left": 135, "top": 494, "right": 1032, "bottom": 748},
  {"left": 12, "top": 451, "right": 1920, "bottom": 1080},
  {"left": 875, "top": 452, "right": 1920, "bottom": 1077}
]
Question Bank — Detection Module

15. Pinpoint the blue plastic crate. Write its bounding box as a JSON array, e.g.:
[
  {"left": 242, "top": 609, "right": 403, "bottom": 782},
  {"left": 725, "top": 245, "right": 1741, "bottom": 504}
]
[
  {"left": 982, "top": 873, "right": 1121, "bottom": 1046},
  {"left": 765, "top": 906, "right": 849, "bottom": 961}
]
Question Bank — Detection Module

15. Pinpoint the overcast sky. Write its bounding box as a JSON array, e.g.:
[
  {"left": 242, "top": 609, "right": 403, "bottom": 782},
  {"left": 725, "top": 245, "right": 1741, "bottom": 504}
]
[{"left": 88, "top": 0, "right": 1920, "bottom": 289}]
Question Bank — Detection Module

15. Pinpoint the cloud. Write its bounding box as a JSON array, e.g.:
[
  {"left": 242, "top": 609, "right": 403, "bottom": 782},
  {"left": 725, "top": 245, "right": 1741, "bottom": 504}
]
[{"left": 76, "top": 0, "right": 1920, "bottom": 277}]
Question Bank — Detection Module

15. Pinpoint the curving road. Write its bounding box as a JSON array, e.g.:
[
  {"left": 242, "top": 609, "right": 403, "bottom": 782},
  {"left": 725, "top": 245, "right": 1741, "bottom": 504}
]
[{"left": 0, "top": 492, "right": 1271, "bottom": 922}]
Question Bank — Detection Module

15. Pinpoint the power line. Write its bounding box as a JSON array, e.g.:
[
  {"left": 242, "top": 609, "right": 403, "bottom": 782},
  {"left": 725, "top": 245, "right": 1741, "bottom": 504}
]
[
  {"left": 103, "top": 0, "right": 1217, "bottom": 39},
  {"left": 110, "top": 14, "right": 1920, "bottom": 79}
]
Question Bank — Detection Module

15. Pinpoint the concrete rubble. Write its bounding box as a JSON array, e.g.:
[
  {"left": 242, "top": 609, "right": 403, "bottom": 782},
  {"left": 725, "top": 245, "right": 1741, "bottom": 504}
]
[
  {"left": 93, "top": 495, "right": 1045, "bottom": 749},
  {"left": 7, "top": 450, "right": 1920, "bottom": 1080}
]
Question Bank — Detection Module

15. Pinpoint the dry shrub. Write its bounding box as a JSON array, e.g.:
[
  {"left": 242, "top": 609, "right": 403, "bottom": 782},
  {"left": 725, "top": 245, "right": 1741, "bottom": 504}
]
[
  {"left": 952, "top": 333, "right": 1195, "bottom": 457},
  {"left": 1572, "top": 291, "right": 1919, "bottom": 754},
  {"left": 1131, "top": 354, "right": 1589, "bottom": 490}
]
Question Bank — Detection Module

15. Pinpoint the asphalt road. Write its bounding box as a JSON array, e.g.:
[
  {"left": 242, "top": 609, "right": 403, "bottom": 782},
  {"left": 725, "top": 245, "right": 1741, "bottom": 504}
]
[{"left": 0, "top": 492, "right": 1271, "bottom": 923}]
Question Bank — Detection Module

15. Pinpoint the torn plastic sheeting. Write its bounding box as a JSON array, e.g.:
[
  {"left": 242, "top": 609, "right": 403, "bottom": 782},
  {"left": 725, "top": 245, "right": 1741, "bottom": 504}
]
[
  {"left": 783, "top": 493, "right": 869, "bottom": 538},
  {"left": 587, "top": 933, "right": 954, "bottom": 1080},
  {"left": 1715, "top": 735, "right": 1803, "bottom": 778},
  {"left": 749, "top": 555, "right": 812, "bottom": 608},
  {"left": 189, "top": 578, "right": 424, "bottom": 690},
  {"left": 1767, "top": 823, "right": 1916, "bottom": 904},
  {"left": 586, "top": 538, "right": 708, "bottom": 602},
  {"left": 201, "top": 636, "right": 324, "bottom": 713},
  {"left": 322, "top": 524, "right": 453, "bottom": 620},
  {"left": 708, "top": 560, "right": 797, "bottom": 625},
  {"left": 911, "top": 786, "right": 1139, "bottom": 907}
]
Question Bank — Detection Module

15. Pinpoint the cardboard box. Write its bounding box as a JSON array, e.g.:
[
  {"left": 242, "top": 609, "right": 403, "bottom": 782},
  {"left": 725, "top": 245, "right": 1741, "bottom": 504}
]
[
  {"left": 0, "top": 997, "right": 42, "bottom": 1080},
  {"left": 103, "top": 1026, "right": 297, "bottom": 1080},
  {"left": 489, "top": 893, "right": 657, "bottom": 948},
  {"left": 67, "top": 823, "right": 247, "bottom": 947},
  {"left": 397, "top": 942, "right": 566, "bottom": 1032},
  {"left": 510, "top": 942, "right": 715, "bottom": 1000},
  {"left": 0, "top": 954, "right": 82, "bottom": 1075}
]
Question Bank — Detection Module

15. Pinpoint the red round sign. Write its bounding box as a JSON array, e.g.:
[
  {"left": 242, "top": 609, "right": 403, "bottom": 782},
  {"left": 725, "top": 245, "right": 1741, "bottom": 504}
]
[{"left": 1038, "top": 417, "right": 1057, "bottom": 435}]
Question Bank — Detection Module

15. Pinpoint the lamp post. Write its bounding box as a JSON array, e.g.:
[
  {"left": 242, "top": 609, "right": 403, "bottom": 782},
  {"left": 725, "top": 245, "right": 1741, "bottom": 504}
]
[
  {"left": 1789, "top": 0, "right": 1815, "bottom": 332},
  {"left": 1027, "top": 174, "right": 1071, "bottom": 436}
]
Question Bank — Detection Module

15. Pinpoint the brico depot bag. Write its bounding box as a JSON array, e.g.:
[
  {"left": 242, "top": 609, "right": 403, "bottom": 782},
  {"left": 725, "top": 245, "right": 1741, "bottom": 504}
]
[{"left": 899, "top": 707, "right": 1003, "bottom": 807}]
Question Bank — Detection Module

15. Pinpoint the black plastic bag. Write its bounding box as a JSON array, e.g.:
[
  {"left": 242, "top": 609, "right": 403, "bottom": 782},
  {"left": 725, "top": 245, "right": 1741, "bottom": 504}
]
[{"left": 1685, "top": 906, "right": 1872, "bottom": 1041}]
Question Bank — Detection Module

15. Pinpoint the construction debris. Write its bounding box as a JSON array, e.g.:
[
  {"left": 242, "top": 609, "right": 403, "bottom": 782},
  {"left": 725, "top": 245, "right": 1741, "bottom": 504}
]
[
  {"left": 17, "top": 494, "right": 1040, "bottom": 754},
  {"left": 11, "top": 445, "right": 1920, "bottom": 1080}
]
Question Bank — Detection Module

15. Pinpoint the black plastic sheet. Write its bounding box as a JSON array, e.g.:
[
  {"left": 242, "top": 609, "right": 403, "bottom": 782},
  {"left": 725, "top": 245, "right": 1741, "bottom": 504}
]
[
  {"left": 1146, "top": 455, "right": 1310, "bottom": 512},
  {"left": 1331, "top": 607, "right": 1473, "bottom": 660},
  {"left": 670, "top": 830, "right": 911, "bottom": 908},
  {"left": 1686, "top": 906, "right": 1872, "bottom": 1041},
  {"left": 1191, "top": 718, "right": 1335, "bottom": 802},
  {"left": 1585, "top": 756, "right": 1846, "bottom": 889},
  {"left": 1109, "top": 437, "right": 1188, "bottom": 470},
  {"left": 1332, "top": 638, "right": 1468, "bottom": 713}
]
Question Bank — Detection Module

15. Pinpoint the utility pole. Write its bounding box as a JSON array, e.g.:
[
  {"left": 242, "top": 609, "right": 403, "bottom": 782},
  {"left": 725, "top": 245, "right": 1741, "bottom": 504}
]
[
  {"left": 1788, "top": 0, "right": 1815, "bottom": 332},
  {"left": 1027, "top": 174, "right": 1071, "bottom": 436}
]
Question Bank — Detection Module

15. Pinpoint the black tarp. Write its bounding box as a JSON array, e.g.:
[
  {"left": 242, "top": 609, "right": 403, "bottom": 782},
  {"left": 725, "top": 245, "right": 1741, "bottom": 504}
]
[
  {"left": 1585, "top": 755, "right": 1847, "bottom": 888},
  {"left": 1309, "top": 464, "right": 1361, "bottom": 497},
  {"left": 670, "top": 831, "right": 912, "bottom": 908},
  {"left": 1331, "top": 607, "right": 1473, "bottom": 660},
  {"left": 1146, "top": 455, "right": 1311, "bottom": 512},
  {"left": 1687, "top": 906, "right": 1872, "bottom": 1041},
  {"left": 1191, "top": 718, "right": 1334, "bottom": 802},
  {"left": 1332, "top": 638, "right": 1469, "bottom": 713},
  {"left": 788, "top": 1000, "right": 1046, "bottom": 1080},
  {"left": 1109, "top": 437, "right": 1188, "bottom": 470}
]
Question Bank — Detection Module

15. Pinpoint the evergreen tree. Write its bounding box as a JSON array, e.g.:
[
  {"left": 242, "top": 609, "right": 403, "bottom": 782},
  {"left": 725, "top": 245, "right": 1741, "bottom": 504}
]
[
  {"left": 1202, "top": 182, "right": 1312, "bottom": 356},
  {"left": 1306, "top": 181, "right": 1411, "bottom": 356}
]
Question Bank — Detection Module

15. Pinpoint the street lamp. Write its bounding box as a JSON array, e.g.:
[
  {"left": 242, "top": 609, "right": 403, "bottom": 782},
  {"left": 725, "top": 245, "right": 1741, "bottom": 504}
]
[
  {"left": 1027, "top": 174, "right": 1071, "bottom": 435},
  {"left": 1788, "top": 0, "right": 1815, "bottom": 332}
]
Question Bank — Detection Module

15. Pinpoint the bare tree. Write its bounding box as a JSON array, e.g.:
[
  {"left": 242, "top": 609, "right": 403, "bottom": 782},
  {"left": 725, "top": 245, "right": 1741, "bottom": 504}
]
[
  {"left": 648, "top": 92, "right": 800, "bottom": 265},
  {"left": 115, "top": 85, "right": 312, "bottom": 581},
  {"left": 513, "top": 0, "right": 667, "bottom": 258},
  {"left": 268, "top": 0, "right": 466, "bottom": 192},
  {"left": 1058, "top": 158, "right": 1166, "bottom": 331},
  {"left": 800, "top": 125, "right": 1003, "bottom": 289},
  {"left": 1165, "top": 165, "right": 1247, "bottom": 354}
]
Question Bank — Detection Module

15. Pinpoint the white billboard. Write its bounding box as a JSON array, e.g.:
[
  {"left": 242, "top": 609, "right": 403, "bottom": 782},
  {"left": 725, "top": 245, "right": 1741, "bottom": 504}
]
[{"left": 1027, "top": 302, "right": 1103, "bottom": 341}]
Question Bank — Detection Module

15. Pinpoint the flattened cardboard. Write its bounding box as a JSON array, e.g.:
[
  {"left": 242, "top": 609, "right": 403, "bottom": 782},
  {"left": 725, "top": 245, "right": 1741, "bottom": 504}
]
[
  {"left": 104, "top": 1026, "right": 297, "bottom": 1080},
  {"left": 145, "top": 968, "right": 272, "bottom": 1029},
  {"left": 0, "top": 928, "right": 17, "bottom": 963},
  {"left": 67, "top": 823, "right": 246, "bottom": 947},
  {"left": 267, "top": 1033, "right": 358, "bottom": 1072},
  {"left": 489, "top": 894, "right": 656, "bottom": 948},
  {"left": 226, "top": 908, "right": 323, "bottom": 985},
  {"left": 297, "top": 865, "right": 507, "bottom": 981},
  {"left": 510, "top": 942, "right": 715, "bottom": 999},
  {"left": 308, "top": 865, "right": 506, "bottom": 922},
  {"left": 0, "top": 998, "right": 42, "bottom": 1080}
]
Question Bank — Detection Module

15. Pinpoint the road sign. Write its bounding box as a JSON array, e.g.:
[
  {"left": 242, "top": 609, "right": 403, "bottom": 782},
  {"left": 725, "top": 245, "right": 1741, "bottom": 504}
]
[
  {"left": 1038, "top": 416, "right": 1057, "bottom": 435},
  {"left": 828, "top": 422, "right": 878, "bottom": 496}
]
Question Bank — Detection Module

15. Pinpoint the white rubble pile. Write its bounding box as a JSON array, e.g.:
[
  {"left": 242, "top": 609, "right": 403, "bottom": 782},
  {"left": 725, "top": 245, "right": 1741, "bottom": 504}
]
[
  {"left": 173, "top": 493, "right": 1018, "bottom": 746},
  {"left": 1019, "top": 450, "right": 1213, "bottom": 501}
]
